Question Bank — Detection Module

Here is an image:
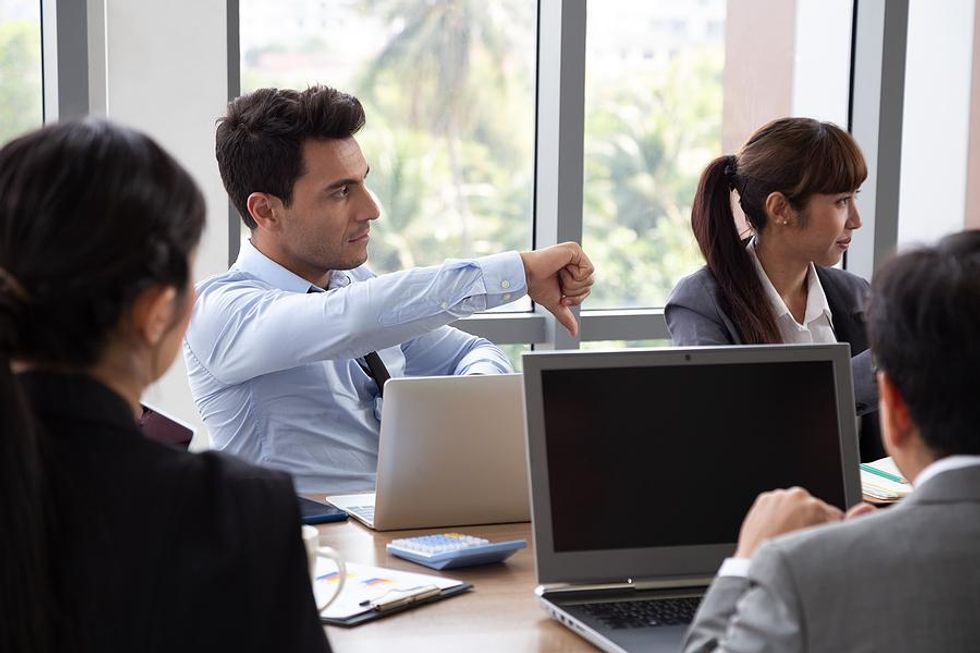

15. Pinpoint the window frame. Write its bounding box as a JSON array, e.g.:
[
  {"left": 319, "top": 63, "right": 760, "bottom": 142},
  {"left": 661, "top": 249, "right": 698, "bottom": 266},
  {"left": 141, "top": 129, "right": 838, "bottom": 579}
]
[{"left": 223, "top": 0, "right": 907, "bottom": 348}]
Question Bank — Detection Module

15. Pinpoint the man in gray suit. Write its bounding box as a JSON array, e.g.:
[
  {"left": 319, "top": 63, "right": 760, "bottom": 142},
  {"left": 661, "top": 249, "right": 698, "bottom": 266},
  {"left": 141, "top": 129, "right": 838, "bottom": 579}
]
[{"left": 684, "top": 230, "right": 980, "bottom": 652}]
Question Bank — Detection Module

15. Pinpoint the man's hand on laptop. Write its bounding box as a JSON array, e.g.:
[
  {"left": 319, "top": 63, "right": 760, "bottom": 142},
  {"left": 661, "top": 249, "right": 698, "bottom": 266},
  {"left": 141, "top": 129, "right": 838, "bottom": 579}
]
[
  {"left": 520, "top": 243, "right": 595, "bottom": 337},
  {"left": 734, "top": 487, "right": 843, "bottom": 559}
]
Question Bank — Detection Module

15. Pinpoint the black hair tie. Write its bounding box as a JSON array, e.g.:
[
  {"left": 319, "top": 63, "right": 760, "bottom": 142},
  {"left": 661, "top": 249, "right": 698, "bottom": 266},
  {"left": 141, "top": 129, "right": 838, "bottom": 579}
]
[{"left": 722, "top": 155, "right": 738, "bottom": 191}]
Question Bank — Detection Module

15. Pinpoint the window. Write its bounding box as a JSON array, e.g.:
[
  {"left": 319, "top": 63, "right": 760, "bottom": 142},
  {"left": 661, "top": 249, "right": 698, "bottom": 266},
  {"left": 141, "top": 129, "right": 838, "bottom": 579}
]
[
  {"left": 0, "top": 0, "right": 43, "bottom": 145},
  {"left": 582, "top": 0, "right": 853, "bottom": 309},
  {"left": 235, "top": 0, "right": 874, "bottom": 349},
  {"left": 240, "top": 0, "right": 537, "bottom": 311}
]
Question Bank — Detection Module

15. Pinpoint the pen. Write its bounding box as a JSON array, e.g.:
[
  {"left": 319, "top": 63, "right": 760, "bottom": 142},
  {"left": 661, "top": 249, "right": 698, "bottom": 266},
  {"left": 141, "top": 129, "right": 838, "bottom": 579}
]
[
  {"left": 860, "top": 463, "right": 907, "bottom": 485},
  {"left": 359, "top": 585, "right": 441, "bottom": 612}
]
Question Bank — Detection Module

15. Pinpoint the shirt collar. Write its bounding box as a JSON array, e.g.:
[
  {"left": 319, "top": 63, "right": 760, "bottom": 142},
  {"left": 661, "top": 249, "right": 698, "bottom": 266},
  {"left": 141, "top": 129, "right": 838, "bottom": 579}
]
[
  {"left": 913, "top": 455, "right": 980, "bottom": 488},
  {"left": 747, "top": 238, "right": 834, "bottom": 326},
  {"left": 235, "top": 239, "right": 321, "bottom": 293}
]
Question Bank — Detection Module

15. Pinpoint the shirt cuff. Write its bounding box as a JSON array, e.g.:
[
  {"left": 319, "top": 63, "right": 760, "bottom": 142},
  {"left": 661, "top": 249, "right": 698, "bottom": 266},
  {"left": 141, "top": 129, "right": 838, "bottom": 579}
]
[
  {"left": 717, "top": 557, "right": 751, "bottom": 578},
  {"left": 476, "top": 251, "right": 526, "bottom": 309}
]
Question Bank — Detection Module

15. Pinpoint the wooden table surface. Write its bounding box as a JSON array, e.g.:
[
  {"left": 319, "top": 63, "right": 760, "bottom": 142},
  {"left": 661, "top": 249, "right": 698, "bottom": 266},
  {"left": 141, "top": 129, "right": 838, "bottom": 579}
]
[{"left": 314, "top": 519, "right": 596, "bottom": 652}]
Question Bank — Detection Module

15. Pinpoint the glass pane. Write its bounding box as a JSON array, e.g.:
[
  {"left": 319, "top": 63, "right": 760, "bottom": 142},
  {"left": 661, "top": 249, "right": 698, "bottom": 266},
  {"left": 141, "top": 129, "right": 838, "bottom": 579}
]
[
  {"left": 583, "top": 0, "right": 853, "bottom": 309},
  {"left": 499, "top": 343, "right": 531, "bottom": 371},
  {"left": 0, "top": 0, "right": 43, "bottom": 146},
  {"left": 240, "top": 0, "right": 537, "bottom": 311}
]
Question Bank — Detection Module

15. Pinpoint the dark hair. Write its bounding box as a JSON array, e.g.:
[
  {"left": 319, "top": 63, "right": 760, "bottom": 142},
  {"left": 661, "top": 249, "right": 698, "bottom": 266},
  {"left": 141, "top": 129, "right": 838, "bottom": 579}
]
[
  {"left": 0, "top": 119, "right": 205, "bottom": 652},
  {"left": 867, "top": 230, "right": 980, "bottom": 456},
  {"left": 215, "top": 85, "right": 366, "bottom": 229},
  {"left": 691, "top": 117, "right": 868, "bottom": 343}
]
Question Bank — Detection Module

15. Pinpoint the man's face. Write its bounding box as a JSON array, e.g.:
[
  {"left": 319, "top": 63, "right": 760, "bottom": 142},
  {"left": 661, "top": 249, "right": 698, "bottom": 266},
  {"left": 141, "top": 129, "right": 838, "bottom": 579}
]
[{"left": 273, "top": 137, "right": 379, "bottom": 282}]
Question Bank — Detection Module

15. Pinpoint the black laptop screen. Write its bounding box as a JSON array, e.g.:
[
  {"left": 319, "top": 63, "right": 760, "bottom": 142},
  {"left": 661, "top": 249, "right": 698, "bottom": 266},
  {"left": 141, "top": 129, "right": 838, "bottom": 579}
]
[{"left": 541, "top": 360, "right": 846, "bottom": 553}]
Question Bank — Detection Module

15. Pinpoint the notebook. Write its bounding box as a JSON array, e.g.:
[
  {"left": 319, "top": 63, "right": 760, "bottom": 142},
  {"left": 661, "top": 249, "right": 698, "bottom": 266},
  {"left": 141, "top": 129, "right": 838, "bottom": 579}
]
[
  {"left": 522, "top": 344, "right": 863, "bottom": 652},
  {"left": 312, "top": 558, "right": 470, "bottom": 626},
  {"left": 326, "top": 373, "right": 530, "bottom": 530},
  {"left": 860, "top": 457, "right": 912, "bottom": 502}
]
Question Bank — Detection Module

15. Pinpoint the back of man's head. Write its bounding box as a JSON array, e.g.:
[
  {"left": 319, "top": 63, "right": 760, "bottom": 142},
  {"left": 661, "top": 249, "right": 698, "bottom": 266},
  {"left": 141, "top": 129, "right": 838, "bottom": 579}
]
[
  {"left": 867, "top": 229, "right": 980, "bottom": 456},
  {"left": 215, "top": 85, "right": 365, "bottom": 229}
]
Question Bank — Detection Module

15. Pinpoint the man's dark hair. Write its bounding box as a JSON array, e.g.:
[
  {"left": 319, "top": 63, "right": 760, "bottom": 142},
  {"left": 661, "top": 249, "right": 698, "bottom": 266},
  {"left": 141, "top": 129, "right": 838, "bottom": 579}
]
[
  {"left": 867, "top": 230, "right": 980, "bottom": 456},
  {"left": 216, "top": 85, "right": 366, "bottom": 229}
]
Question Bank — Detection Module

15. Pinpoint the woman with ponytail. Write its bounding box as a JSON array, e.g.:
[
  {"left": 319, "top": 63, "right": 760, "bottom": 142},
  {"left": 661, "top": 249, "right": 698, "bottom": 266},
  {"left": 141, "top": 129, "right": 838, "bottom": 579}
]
[
  {"left": 0, "top": 121, "right": 330, "bottom": 652},
  {"left": 665, "top": 117, "right": 882, "bottom": 460}
]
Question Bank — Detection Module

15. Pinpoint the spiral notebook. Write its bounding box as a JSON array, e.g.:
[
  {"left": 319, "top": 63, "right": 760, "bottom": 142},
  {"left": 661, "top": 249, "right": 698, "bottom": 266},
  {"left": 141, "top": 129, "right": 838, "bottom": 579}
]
[{"left": 313, "top": 559, "right": 471, "bottom": 626}]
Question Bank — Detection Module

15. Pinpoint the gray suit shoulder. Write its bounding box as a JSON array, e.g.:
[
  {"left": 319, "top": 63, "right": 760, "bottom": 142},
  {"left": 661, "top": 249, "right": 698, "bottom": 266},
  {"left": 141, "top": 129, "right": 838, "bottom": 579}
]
[
  {"left": 666, "top": 267, "right": 740, "bottom": 346},
  {"left": 750, "top": 484, "right": 980, "bottom": 651},
  {"left": 666, "top": 266, "right": 720, "bottom": 310}
]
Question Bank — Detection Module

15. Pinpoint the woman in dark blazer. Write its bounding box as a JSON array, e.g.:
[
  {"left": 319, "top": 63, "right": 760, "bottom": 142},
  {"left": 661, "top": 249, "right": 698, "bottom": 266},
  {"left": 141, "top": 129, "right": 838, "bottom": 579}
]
[
  {"left": 0, "top": 121, "right": 330, "bottom": 652},
  {"left": 665, "top": 117, "right": 882, "bottom": 461}
]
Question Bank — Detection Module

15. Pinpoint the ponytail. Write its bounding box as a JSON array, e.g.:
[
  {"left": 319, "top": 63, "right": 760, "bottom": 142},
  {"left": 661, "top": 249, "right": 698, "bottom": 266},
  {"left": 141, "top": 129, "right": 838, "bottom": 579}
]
[
  {"left": 690, "top": 155, "right": 780, "bottom": 344},
  {"left": 0, "top": 285, "right": 52, "bottom": 653}
]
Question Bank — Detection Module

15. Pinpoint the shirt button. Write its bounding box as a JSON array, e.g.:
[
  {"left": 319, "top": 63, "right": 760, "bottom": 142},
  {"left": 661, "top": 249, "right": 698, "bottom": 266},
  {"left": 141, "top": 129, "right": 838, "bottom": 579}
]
[
  {"left": 441, "top": 302, "right": 449, "bottom": 310},
  {"left": 503, "top": 293, "right": 512, "bottom": 301},
  {"left": 501, "top": 280, "right": 511, "bottom": 289}
]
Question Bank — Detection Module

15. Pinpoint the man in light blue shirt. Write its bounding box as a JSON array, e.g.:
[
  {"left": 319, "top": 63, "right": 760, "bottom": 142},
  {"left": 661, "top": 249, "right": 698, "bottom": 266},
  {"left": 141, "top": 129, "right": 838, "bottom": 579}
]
[{"left": 184, "top": 85, "right": 594, "bottom": 493}]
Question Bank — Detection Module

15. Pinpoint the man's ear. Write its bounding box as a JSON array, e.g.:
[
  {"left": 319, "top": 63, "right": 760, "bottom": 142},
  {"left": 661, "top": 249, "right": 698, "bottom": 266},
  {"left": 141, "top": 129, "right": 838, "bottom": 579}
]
[
  {"left": 764, "top": 192, "right": 795, "bottom": 226},
  {"left": 246, "top": 192, "right": 284, "bottom": 232},
  {"left": 131, "top": 285, "right": 179, "bottom": 347},
  {"left": 878, "top": 370, "right": 914, "bottom": 451}
]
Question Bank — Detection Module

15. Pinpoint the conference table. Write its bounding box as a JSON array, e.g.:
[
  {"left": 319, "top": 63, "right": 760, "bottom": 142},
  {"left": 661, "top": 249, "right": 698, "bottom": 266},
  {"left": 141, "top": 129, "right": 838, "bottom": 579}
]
[
  {"left": 313, "top": 519, "right": 595, "bottom": 652},
  {"left": 314, "top": 496, "right": 889, "bottom": 651}
]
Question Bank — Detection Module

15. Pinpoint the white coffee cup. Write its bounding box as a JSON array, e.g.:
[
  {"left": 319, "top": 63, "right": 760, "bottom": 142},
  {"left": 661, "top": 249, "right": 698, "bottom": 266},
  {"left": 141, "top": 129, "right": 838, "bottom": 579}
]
[{"left": 301, "top": 524, "right": 346, "bottom": 613}]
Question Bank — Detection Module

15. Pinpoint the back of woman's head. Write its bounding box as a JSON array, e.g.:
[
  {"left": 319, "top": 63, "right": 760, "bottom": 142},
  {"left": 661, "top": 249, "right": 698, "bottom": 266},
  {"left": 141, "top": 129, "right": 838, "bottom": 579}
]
[
  {"left": 690, "top": 117, "right": 867, "bottom": 343},
  {"left": 0, "top": 119, "right": 204, "bottom": 653},
  {"left": 0, "top": 119, "right": 205, "bottom": 365}
]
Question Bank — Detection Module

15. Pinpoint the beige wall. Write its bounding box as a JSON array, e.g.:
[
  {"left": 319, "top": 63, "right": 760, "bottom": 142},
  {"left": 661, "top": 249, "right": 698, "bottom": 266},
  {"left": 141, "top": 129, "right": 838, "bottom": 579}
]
[
  {"left": 102, "top": 0, "right": 231, "bottom": 449},
  {"left": 722, "top": 0, "right": 796, "bottom": 154}
]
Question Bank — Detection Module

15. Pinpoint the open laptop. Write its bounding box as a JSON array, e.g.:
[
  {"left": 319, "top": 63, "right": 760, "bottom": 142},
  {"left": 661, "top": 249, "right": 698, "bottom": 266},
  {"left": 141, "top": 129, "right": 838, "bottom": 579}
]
[
  {"left": 326, "top": 373, "right": 530, "bottom": 531},
  {"left": 522, "top": 344, "right": 862, "bottom": 653}
]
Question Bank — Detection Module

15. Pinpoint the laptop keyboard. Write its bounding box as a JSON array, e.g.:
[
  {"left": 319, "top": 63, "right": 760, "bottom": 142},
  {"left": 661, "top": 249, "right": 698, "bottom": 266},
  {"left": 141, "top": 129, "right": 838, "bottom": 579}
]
[
  {"left": 347, "top": 505, "right": 375, "bottom": 522},
  {"left": 580, "top": 596, "right": 701, "bottom": 629}
]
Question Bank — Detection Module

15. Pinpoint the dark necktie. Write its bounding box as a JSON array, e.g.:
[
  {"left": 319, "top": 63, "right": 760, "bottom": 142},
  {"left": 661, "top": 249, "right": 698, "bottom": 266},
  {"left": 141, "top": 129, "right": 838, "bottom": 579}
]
[
  {"left": 362, "top": 350, "right": 391, "bottom": 398},
  {"left": 309, "top": 285, "right": 391, "bottom": 397}
]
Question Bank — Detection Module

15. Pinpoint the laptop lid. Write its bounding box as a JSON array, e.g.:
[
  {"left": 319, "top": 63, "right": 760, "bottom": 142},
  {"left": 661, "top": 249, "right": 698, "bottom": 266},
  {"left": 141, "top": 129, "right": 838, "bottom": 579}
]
[
  {"left": 523, "top": 344, "right": 862, "bottom": 586},
  {"left": 139, "top": 401, "right": 197, "bottom": 450},
  {"left": 371, "top": 373, "right": 530, "bottom": 530}
]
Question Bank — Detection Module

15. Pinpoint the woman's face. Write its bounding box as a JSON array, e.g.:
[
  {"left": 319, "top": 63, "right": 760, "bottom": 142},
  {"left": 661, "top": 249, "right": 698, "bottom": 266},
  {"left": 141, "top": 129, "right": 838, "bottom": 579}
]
[{"left": 792, "top": 190, "right": 862, "bottom": 267}]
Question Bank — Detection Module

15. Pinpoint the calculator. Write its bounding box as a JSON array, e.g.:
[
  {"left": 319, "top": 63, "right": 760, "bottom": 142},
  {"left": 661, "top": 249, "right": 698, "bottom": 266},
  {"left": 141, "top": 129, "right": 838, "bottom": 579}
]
[{"left": 386, "top": 533, "right": 527, "bottom": 570}]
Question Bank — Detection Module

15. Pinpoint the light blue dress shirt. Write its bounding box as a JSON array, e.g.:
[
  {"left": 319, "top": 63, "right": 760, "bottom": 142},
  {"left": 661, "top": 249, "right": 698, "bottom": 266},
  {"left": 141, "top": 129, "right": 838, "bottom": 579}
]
[{"left": 183, "top": 241, "right": 523, "bottom": 494}]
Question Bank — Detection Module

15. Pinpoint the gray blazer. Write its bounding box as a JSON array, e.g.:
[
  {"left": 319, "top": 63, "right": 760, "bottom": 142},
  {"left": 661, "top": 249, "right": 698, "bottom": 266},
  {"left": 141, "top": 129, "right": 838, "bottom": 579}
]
[
  {"left": 683, "top": 465, "right": 980, "bottom": 652},
  {"left": 665, "top": 265, "right": 882, "bottom": 460}
]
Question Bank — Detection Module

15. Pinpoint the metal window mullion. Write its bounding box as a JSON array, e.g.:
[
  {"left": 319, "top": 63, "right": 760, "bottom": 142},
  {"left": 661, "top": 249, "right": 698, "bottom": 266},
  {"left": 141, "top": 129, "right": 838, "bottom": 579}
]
[
  {"left": 580, "top": 310, "right": 669, "bottom": 342},
  {"left": 847, "top": 0, "right": 909, "bottom": 280},
  {"left": 227, "top": 0, "right": 242, "bottom": 266},
  {"left": 453, "top": 309, "right": 671, "bottom": 344},
  {"left": 42, "top": 0, "right": 91, "bottom": 122},
  {"left": 533, "top": 0, "right": 586, "bottom": 351}
]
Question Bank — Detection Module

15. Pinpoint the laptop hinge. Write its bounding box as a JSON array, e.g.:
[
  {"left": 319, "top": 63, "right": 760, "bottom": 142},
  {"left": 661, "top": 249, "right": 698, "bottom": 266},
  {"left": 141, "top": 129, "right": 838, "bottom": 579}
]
[{"left": 537, "top": 575, "right": 714, "bottom": 595}]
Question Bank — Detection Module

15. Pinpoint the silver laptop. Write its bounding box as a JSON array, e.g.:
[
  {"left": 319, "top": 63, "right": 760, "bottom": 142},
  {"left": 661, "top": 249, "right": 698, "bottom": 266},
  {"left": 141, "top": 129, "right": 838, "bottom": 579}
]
[
  {"left": 522, "top": 344, "right": 862, "bottom": 653},
  {"left": 326, "top": 373, "right": 530, "bottom": 530}
]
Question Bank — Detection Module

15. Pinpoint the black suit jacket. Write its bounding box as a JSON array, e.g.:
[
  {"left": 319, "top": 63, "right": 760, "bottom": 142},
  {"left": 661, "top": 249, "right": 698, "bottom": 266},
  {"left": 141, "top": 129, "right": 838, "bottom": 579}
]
[
  {"left": 18, "top": 371, "right": 331, "bottom": 653},
  {"left": 665, "top": 265, "right": 884, "bottom": 461}
]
